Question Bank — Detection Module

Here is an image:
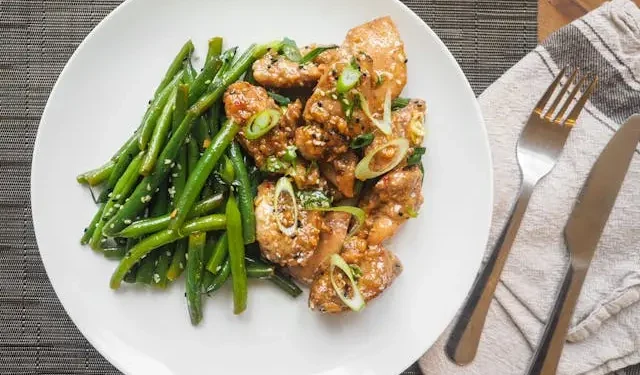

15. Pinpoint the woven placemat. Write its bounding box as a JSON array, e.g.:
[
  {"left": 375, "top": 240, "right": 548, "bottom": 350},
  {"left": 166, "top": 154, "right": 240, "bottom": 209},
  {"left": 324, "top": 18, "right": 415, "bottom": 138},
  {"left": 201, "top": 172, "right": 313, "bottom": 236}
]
[{"left": 0, "top": 1, "right": 536, "bottom": 374}]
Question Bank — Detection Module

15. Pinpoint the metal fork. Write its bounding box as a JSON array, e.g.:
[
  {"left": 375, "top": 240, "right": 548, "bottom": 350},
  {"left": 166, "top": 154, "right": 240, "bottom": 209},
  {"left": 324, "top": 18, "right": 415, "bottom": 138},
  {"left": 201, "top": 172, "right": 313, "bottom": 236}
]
[{"left": 445, "top": 67, "right": 598, "bottom": 365}]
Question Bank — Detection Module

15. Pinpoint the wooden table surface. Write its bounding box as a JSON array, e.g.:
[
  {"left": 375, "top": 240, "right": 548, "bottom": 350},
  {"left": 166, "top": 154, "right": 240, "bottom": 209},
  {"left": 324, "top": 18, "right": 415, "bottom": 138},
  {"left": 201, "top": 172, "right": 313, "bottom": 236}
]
[{"left": 539, "top": 0, "right": 640, "bottom": 41}]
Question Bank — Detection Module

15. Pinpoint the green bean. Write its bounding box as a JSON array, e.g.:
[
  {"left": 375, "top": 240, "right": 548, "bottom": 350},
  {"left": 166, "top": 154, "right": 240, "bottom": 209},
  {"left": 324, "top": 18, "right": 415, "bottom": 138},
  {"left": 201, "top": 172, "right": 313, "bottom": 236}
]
[
  {"left": 205, "top": 232, "right": 228, "bottom": 274},
  {"left": 139, "top": 71, "right": 184, "bottom": 150},
  {"left": 102, "top": 111, "right": 197, "bottom": 237},
  {"left": 81, "top": 203, "right": 105, "bottom": 244},
  {"left": 207, "top": 100, "right": 221, "bottom": 137},
  {"left": 166, "top": 239, "right": 187, "bottom": 281},
  {"left": 153, "top": 248, "right": 172, "bottom": 288},
  {"left": 98, "top": 148, "right": 134, "bottom": 203},
  {"left": 246, "top": 263, "right": 274, "bottom": 279},
  {"left": 193, "top": 117, "right": 211, "bottom": 151},
  {"left": 110, "top": 213, "right": 228, "bottom": 289},
  {"left": 135, "top": 250, "right": 159, "bottom": 284},
  {"left": 217, "top": 155, "right": 235, "bottom": 184},
  {"left": 228, "top": 141, "right": 256, "bottom": 244},
  {"left": 270, "top": 269, "right": 303, "bottom": 297},
  {"left": 187, "top": 55, "right": 222, "bottom": 105},
  {"left": 169, "top": 119, "right": 240, "bottom": 232},
  {"left": 186, "top": 232, "right": 206, "bottom": 325},
  {"left": 206, "top": 37, "right": 223, "bottom": 63},
  {"left": 89, "top": 153, "right": 143, "bottom": 250},
  {"left": 226, "top": 194, "right": 247, "bottom": 314},
  {"left": 173, "top": 84, "right": 189, "bottom": 131},
  {"left": 183, "top": 59, "right": 197, "bottom": 83},
  {"left": 187, "top": 136, "right": 200, "bottom": 174},
  {"left": 103, "top": 247, "right": 127, "bottom": 260},
  {"left": 152, "top": 40, "right": 194, "bottom": 99},
  {"left": 140, "top": 87, "right": 178, "bottom": 175},
  {"left": 114, "top": 195, "right": 225, "bottom": 238},
  {"left": 123, "top": 265, "right": 138, "bottom": 284},
  {"left": 188, "top": 43, "right": 271, "bottom": 117},
  {"left": 76, "top": 160, "right": 114, "bottom": 186},
  {"left": 203, "top": 259, "right": 230, "bottom": 294}
]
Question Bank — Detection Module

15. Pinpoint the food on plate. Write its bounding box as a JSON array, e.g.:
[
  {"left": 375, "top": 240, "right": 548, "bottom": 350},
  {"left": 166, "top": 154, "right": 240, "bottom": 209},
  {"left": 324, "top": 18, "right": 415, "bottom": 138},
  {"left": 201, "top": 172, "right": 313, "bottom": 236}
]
[{"left": 76, "top": 16, "right": 427, "bottom": 323}]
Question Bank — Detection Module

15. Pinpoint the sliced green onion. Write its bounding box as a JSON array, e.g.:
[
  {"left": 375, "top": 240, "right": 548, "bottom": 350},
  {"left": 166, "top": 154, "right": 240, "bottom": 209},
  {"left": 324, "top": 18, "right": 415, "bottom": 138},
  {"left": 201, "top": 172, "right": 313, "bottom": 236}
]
[
  {"left": 282, "top": 145, "right": 297, "bottom": 163},
  {"left": 268, "top": 91, "right": 291, "bottom": 106},
  {"left": 392, "top": 97, "right": 411, "bottom": 110},
  {"left": 407, "top": 147, "right": 426, "bottom": 166},
  {"left": 297, "top": 190, "right": 332, "bottom": 209},
  {"left": 357, "top": 91, "right": 392, "bottom": 135},
  {"left": 305, "top": 205, "right": 365, "bottom": 237},
  {"left": 355, "top": 138, "right": 410, "bottom": 180},
  {"left": 281, "top": 37, "right": 302, "bottom": 62},
  {"left": 329, "top": 254, "right": 365, "bottom": 312},
  {"left": 337, "top": 64, "right": 361, "bottom": 94},
  {"left": 299, "top": 45, "right": 338, "bottom": 65},
  {"left": 274, "top": 177, "right": 297, "bottom": 237},
  {"left": 350, "top": 133, "right": 374, "bottom": 149},
  {"left": 245, "top": 109, "right": 281, "bottom": 140}
]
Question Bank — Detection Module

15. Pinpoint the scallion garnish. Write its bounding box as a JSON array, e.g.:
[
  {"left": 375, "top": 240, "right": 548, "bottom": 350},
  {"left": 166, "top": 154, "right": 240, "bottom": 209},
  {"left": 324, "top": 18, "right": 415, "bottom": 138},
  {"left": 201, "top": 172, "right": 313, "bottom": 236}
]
[
  {"left": 337, "top": 61, "right": 362, "bottom": 94},
  {"left": 298, "top": 45, "right": 338, "bottom": 64},
  {"left": 274, "top": 177, "right": 298, "bottom": 237},
  {"left": 355, "top": 138, "right": 410, "bottom": 180},
  {"left": 350, "top": 133, "right": 374, "bottom": 150},
  {"left": 245, "top": 109, "right": 281, "bottom": 140},
  {"left": 357, "top": 90, "right": 392, "bottom": 135},
  {"left": 280, "top": 37, "right": 302, "bottom": 62},
  {"left": 330, "top": 254, "right": 365, "bottom": 312}
]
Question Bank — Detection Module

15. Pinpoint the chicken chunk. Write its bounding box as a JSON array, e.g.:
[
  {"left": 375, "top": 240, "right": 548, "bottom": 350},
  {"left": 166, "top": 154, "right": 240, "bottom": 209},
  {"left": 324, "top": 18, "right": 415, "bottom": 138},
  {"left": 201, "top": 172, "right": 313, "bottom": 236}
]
[
  {"left": 252, "top": 52, "right": 323, "bottom": 88},
  {"left": 367, "top": 99, "right": 426, "bottom": 171},
  {"left": 359, "top": 165, "right": 424, "bottom": 245},
  {"left": 294, "top": 124, "right": 349, "bottom": 161},
  {"left": 289, "top": 211, "right": 351, "bottom": 285},
  {"left": 344, "top": 16, "right": 408, "bottom": 108},
  {"left": 308, "top": 238, "right": 402, "bottom": 313},
  {"left": 319, "top": 151, "right": 358, "bottom": 198},
  {"left": 224, "top": 82, "right": 302, "bottom": 168},
  {"left": 255, "top": 181, "right": 324, "bottom": 267}
]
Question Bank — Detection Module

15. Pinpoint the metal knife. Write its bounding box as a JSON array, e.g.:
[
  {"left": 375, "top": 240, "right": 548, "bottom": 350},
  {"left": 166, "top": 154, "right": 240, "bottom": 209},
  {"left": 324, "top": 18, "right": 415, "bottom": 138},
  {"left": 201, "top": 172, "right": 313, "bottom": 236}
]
[{"left": 526, "top": 114, "right": 640, "bottom": 375}]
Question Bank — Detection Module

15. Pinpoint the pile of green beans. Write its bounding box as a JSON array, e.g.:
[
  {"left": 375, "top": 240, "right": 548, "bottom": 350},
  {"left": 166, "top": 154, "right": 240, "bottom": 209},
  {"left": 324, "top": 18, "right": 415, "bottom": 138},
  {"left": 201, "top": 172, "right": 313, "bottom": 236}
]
[{"left": 77, "top": 37, "right": 302, "bottom": 324}]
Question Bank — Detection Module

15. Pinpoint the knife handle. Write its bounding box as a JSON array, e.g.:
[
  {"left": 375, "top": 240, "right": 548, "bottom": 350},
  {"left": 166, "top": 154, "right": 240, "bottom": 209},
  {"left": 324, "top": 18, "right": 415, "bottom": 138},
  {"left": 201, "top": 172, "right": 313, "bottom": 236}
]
[
  {"left": 526, "top": 265, "right": 586, "bottom": 375},
  {"left": 445, "top": 182, "right": 534, "bottom": 365}
]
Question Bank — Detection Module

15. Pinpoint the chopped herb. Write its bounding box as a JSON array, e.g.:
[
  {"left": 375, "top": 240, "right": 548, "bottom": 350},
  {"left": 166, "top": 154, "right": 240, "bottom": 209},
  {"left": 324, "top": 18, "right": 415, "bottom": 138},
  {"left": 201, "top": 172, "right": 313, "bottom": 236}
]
[
  {"left": 262, "top": 155, "right": 289, "bottom": 174},
  {"left": 376, "top": 73, "right": 385, "bottom": 87},
  {"left": 350, "top": 133, "right": 374, "bottom": 149},
  {"left": 282, "top": 145, "right": 298, "bottom": 163},
  {"left": 391, "top": 97, "right": 411, "bottom": 110},
  {"left": 405, "top": 206, "right": 418, "bottom": 218},
  {"left": 268, "top": 91, "right": 291, "bottom": 106},
  {"left": 297, "top": 190, "right": 332, "bottom": 209},
  {"left": 407, "top": 147, "right": 426, "bottom": 166},
  {"left": 298, "top": 45, "right": 338, "bottom": 64}
]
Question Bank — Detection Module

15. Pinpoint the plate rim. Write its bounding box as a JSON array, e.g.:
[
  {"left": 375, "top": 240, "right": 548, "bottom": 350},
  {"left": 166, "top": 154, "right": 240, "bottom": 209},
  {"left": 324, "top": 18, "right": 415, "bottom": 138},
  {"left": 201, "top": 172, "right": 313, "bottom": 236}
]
[{"left": 30, "top": 0, "right": 494, "bottom": 373}]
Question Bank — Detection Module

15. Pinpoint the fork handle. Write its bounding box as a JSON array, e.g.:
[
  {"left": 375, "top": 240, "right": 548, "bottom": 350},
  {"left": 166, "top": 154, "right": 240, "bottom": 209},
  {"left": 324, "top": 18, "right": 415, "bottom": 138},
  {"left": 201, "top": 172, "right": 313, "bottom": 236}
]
[
  {"left": 445, "top": 181, "right": 534, "bottom": 365},
  {"left": 526, "top": 265, "right": 586, "bottom": 375}
]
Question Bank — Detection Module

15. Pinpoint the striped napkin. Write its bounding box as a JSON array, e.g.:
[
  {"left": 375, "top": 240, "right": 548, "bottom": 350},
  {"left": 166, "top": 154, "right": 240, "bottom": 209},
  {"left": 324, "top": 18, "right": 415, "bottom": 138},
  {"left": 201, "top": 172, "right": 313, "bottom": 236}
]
[{"left": 419, "top": 1, "right": 640, "bottom": 374}]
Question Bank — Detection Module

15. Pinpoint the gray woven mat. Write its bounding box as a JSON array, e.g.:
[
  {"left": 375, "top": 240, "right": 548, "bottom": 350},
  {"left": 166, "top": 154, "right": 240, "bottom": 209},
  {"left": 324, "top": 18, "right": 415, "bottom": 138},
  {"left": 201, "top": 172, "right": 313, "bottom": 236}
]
[{"left": 0, "top": 1, "right": 537, "bottom": 374}]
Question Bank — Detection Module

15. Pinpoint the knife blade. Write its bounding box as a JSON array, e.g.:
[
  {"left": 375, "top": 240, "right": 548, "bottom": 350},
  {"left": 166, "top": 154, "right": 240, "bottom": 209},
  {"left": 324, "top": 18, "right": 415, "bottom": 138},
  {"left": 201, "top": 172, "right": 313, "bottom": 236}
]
[
  {"left": 564, "top": 114, "right": 640, "bottom": 259},
  {"left": 527, "top": 114, "right": 640, "bottom": 375}
]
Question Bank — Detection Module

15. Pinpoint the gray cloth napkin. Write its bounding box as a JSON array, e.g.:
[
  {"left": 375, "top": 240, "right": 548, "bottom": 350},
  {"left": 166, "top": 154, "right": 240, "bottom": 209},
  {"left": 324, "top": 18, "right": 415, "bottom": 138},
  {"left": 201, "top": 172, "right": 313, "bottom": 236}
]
[{"left": 419, "top": 1, "right": 640, "bottom": 374}]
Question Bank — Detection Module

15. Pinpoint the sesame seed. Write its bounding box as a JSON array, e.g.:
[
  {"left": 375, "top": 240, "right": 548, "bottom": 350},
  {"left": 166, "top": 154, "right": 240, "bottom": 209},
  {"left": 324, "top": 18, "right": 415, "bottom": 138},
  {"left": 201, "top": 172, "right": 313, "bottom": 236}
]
[
  {"left": 179, "top": 262, "right": 184, "bottom": 269},
  {"left": 146, "top": 183, "right": 151, "bottom": 191},
  {"left": 153, "top": 274, "right": 161, "bottom": 283},
  {"left": 177, "top": 164, "right": 182, "bottom": 170},
  {"left": 172, "top": 173, "right": 178, "bottom": 178},
  {"left": 164, "top": 159, "right": 172, "bottom": 165},
  {"left": 110, "top": 223, "right": 115, "bottom": 228},
  {"left": 124, "top": 219, "right": 132, "bottom": 225}
]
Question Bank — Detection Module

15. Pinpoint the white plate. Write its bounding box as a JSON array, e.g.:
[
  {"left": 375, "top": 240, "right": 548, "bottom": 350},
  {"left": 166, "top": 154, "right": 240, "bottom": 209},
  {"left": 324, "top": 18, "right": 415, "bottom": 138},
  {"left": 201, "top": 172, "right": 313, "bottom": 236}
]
[{"left": 31, "top": 0, "right": 493, "bottom": 374}]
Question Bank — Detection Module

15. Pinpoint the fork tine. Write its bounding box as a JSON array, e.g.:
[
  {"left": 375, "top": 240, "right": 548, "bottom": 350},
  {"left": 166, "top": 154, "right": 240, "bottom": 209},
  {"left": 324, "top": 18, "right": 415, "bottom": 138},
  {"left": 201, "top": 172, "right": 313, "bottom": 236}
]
[
  {"left": 553, "top": 74, "right": 588, "bottom": 124},
  {"left": 544, "top": 69, "right": 578, "bottom": 120},
  {"left": 563, "top": 76, "right": 598, "bottom": 127},
  {"left": 534, "top": 66, "right": 568, "bottom": 116}
]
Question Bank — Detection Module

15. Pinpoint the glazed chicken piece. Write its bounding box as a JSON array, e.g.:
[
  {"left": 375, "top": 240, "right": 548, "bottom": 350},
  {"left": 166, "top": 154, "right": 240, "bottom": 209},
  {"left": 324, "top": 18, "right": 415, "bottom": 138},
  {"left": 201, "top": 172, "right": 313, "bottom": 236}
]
[
  {"left": 252, "top": 45, "right": 336, "bottom": 88},
  {"left": 223, "top": 81, "right": 302, "bottom": 169},
  {"left": 359, "top": 165, "right": 424, "bottom": 245},
  {"left": 289, "top": 211, "right": 352, "bottom": 284},
  {"left": 254, "top": 181, "right": 324, "bottom": 267},
  {"left": 319, "top": 151, "right": 358, "bottom": 198},
  {"left": 367, "top": 99, "right": 426, "bottom": 171},
  {"left": 343, "top": 16, "right": 408, "bottom": 108},
  {"left": 308, "top": 236, "right": 403, "bottom": 313}
]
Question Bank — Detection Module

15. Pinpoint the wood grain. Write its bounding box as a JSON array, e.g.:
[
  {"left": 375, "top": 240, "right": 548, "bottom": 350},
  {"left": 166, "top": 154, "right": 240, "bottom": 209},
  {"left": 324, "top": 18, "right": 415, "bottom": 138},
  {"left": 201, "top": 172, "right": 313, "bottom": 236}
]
[{"left": 538, "top": 0, "right": 640, "bottom": 41}]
